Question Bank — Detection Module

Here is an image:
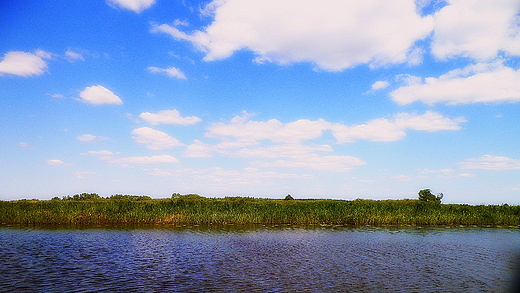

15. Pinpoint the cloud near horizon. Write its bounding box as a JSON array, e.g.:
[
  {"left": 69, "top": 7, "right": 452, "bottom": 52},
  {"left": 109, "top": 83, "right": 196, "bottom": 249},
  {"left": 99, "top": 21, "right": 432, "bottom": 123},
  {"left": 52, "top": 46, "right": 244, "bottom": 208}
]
[{"left": 458, "top": 155, "right": 520, "bottom": 171}]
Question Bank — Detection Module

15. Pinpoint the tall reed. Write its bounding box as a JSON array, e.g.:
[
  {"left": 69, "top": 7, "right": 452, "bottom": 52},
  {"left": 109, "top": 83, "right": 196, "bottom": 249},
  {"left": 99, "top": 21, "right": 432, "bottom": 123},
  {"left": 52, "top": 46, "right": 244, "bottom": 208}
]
[{"left": 1, "top": 197, "right": 519, "bottom": 226}]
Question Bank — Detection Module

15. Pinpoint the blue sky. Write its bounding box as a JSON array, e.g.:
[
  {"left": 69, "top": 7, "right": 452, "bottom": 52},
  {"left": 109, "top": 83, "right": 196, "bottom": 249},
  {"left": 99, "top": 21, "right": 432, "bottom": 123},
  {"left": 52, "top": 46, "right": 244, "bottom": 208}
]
[{"left": 1, "top": 0, "right": 520, "bottom": 204}]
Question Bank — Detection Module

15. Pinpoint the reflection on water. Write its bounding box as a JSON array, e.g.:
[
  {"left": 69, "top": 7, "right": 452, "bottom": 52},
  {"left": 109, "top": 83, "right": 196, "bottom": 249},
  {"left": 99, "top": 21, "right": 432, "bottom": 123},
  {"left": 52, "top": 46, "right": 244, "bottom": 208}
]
[{"left": 0, "top": 225, "right": 519, "bottom": 292}]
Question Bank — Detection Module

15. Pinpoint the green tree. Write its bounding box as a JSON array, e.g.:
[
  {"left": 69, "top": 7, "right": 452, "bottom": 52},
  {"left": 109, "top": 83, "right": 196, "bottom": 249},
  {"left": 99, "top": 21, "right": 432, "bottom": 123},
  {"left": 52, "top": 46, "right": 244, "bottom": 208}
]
[{"left": 418, "top": 189, "right": 443, "bottom": 204}]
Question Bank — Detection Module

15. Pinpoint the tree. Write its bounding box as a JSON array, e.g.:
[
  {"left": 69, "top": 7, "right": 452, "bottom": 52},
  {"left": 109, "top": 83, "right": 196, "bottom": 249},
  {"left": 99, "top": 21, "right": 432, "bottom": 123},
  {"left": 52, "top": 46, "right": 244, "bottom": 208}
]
[{"left": 418, "top": 189, "right": 443, "bottom": 204}]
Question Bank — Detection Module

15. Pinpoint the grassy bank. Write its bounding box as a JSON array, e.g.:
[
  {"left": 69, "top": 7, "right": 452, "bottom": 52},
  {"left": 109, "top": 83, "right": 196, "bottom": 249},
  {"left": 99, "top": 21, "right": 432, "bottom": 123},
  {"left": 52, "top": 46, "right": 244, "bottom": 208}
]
[{"left": 1, "top": 195, "right": 519, "bottom": 227}]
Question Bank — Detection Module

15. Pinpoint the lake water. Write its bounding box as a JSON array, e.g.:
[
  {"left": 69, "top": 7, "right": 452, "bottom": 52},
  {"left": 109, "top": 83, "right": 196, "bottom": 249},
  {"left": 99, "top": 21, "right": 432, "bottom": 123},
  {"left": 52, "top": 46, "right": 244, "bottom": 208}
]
[{"left": 1, "top": 225, "right": 519, "bottom": 292}]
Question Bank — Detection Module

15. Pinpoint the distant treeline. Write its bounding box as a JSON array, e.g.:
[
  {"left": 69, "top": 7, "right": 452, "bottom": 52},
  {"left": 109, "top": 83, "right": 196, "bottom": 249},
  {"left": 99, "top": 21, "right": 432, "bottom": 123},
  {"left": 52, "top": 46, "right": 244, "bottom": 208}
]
[{"left": 1, "top": 194, "right": 519, "bottom": 227}]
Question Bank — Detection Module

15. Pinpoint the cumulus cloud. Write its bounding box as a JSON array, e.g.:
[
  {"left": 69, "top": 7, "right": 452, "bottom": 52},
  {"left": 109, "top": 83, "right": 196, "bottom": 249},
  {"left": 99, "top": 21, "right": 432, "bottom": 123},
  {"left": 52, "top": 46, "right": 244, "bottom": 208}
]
[
  {"left": 79, "top": 85, "right": 123, "bottom": 105},
  {"left": 390, "top": 61, "right": 520, "bottom": 105},
  {"left": 132, "top": 127, "right": 184, "bottom": 150},
  {"left": 76, "top": 134, "right": 111, "bottom": 142},
  {"left": 46, "top": 159, "right": 72, "bottom": 166},
  {"left": 139, "top": 109, "right": 201, "bottom": 125},
  {"left": 106, "top": 0, "right": 155, "bottom": 13},
  {"left": 458, "top": 155, "right": 520, "bottom": 171},
  {"left": 431, "top": 0, "right": 520, "bottom": 61},
  {"left": 152, "top": 0, "right": 434, "bottom": 71},
  {"left": 0, "top": 50, "right": 51, "bottom": 77},
  {"left": 147, "top": 66, "right": 187, "bottom": 79}
]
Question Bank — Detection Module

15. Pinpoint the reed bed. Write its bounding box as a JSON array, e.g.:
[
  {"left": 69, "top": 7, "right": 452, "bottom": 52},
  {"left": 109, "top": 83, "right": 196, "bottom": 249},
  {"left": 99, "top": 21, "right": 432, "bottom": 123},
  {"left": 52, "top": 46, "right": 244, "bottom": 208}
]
[{"left": 1, "top": 197, "right": 519, "bottom": 227}]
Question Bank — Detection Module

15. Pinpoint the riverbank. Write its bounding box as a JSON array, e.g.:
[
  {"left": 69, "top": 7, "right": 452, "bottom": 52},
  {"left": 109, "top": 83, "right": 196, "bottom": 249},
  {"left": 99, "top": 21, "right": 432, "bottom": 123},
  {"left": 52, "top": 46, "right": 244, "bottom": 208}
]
[{"left": 2, "top": 195, "right": 520, "bottom": 227}]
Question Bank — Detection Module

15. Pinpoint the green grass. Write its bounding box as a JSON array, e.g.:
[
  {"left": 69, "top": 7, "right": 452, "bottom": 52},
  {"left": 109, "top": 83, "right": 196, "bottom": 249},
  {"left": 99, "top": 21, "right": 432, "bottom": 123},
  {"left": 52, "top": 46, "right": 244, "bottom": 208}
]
[{"left": 1, "top": 195, "right": 519, "bottom": 227}]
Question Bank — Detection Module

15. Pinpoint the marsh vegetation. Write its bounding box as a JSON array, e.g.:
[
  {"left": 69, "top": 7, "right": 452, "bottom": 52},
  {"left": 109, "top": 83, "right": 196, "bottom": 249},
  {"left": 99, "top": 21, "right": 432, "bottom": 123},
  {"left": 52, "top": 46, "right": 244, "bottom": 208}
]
[{"left": 1, "top": 193, "right": 519, "bottom": 227}]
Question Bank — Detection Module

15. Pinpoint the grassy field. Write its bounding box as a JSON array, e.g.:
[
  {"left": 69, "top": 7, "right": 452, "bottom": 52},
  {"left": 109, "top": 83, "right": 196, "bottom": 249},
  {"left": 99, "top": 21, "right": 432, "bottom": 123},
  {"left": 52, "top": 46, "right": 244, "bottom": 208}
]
[{"left": 1, "top": 194, "right": 519, "bottom": 227}]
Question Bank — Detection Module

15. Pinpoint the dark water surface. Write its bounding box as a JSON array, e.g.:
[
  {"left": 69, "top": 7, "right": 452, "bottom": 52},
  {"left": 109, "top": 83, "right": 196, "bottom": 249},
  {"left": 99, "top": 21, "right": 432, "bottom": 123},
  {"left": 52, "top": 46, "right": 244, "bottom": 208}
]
[{"left": 1, "top": 225, "right": 519, "bottom": 292}]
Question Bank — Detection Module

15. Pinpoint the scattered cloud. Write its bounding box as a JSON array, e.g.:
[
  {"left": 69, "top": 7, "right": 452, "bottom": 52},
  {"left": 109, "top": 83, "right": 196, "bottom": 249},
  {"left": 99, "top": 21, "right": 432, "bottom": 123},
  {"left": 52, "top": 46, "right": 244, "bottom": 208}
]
[
  {"left": 105, "top": 155, "right": 180, "bottom": 166},
  {"left": 369, "top": 80, "right": 390, "bottom": 92},
  {"left": 76, "top": 134, "right": 111, "bottom": 142},
  {"left": 0, "top": 50, "right": 51, "bottom": 77},
  {"left": 18, "top": 142, "right": 37, "bottom": 150},
  {"left": 73, "top": 171, "right": 99, "bottom": 179},
  {"left": 65, "top": 50, "right": 84, "bottom": 61},
  {"left": 79, "top": 85, "right": 123, "bottom": 105},
  {"left": 458, "top": 155, "right": 520, "bottom": 171},
  {"left": 106, "top": 0, "right": 155, "bottom": 13},
  {"left": 152, "top": 0, "right": 434, "bottom": 71},
  {"left": 183, "top": 111, "right": 463, "bottom": 172},
  {"left": 418, "top": 168, "right": 476, "bottom": 178},
  {"left": 46, "top": 159, "right": 72, "bottom": 166},
  {"left": 253, "top": 154, "right": 365, "bottom": 173},
  {"left": 147, "top": 66, "right": 187, "bottom": 79},
  {"left": 139, "top": 109, "right": 201, "bottom": 125},
  {"left": 390, "top": 61, "right": 520, "bottom": 105},
  {"left": 131, "top": 127, "right": 184, "bottom": 150},
  {"left": 331, "top": 111, "right": 465, "bottom": 143},
  {"left": 81, "top": 150, "right": 120, "bottom": 156}
]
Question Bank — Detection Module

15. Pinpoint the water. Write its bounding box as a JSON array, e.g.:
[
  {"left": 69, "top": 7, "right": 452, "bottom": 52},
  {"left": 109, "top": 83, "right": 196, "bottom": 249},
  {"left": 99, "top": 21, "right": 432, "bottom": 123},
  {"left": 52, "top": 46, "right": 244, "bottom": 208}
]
[{"left": 1, "top": 225, "right": 519, "bottom": 292}]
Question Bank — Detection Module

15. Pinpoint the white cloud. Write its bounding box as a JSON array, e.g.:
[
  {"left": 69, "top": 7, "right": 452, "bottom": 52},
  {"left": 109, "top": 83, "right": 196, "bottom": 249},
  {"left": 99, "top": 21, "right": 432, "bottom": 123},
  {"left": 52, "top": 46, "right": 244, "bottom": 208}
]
[
  {"left": 184, "top": 111, "right": 463, "bottom": 172},
  {"left": 370, "top": 80, "right": 390, "bottom": 91},
  {"left": 106, "top": 0, "right": 155, "bottom": 13},
  {"left": 79, "top": 85, "right": 123, "bottom": 105},
  {"left": 132, "top": 127, "right": 184, "bottom": 150},
  {"left": 458, "top": 155, "right": 520, "bottom": 171},
  {"left": 418, "top": 168, "right": 476, "bottom": 179},
  {"left": 331, "top": 111, "right": 465, "bottom": 143},
  {"left": 253, "top": 154, "right": 365, "bottom": 173},
  {"left": 18, "top": 142, "right": 37, "bottom": 150},
  {"left": 139, "top": 109, "right": 201, "bottom": 125},
  {"left": 106, "top": 155, "right": 180, "bottom": 165},
  {"left": 65, "top": 50, "right": 84, "bottom": 61},
  {"left": 46, "top": 159, "right": 72, "bottom": 166},
  {"left": 81, "top": 150, "right": 120, "bottom": 156},
  {"left": 206, "top": 112, "right": 332, "bottom": 144},
  {"left": 76, "top": 134, "right": 111, "bottom": 142},
  {"left": 202, "top": 111, "right": 464, "bottom": 146},
  {"left": 152, "top": 0, "right": 434, "bottom": 71},
  {"left": 390, "top": 61, "right": 520, "bottom": 105},
  {"left": 148, "top": 66, "right": 187, "bottom": 79},
  {"left": 431, "top": 0, "right": 520, "bottom": 61},
  {"left": 0, "top": 50, "right": 51, "bottom": 77},
  {"left": 73, "top": 171, "right": 99, "bottom": 179}
]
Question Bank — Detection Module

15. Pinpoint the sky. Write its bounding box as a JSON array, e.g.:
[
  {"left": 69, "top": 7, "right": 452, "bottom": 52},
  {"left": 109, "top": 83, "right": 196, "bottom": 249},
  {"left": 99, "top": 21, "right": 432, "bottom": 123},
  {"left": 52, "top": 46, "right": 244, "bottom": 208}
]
[{"left": 1, "top": 0, "right": 520, "bottom": 204}]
